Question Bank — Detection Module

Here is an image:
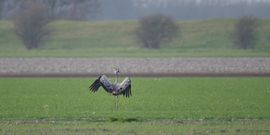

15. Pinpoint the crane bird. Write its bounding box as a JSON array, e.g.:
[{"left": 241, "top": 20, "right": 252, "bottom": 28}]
[
  {"left": 89, "top": 68, "right": 131, "bottom": 97},
  {"left": 89, "top": 67, "right": 132, "bottom": 109}
]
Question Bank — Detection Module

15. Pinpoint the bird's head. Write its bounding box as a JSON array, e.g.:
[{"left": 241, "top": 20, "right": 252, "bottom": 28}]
[{"left": 113, "top": 66, "right": 120, "bottom": 74}]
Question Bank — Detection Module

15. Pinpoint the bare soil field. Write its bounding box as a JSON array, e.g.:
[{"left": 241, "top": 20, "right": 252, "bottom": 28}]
[{"left": 0, "top": 57, "right": 270, "bottom": 77}]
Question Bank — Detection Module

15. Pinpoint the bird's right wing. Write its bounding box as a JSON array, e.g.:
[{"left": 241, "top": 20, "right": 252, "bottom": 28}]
[{"left": 89, "top": 75, "right": 114, "bottom": 93}]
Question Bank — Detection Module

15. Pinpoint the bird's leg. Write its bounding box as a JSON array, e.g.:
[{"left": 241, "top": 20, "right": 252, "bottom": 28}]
[
  {"left": 116, "top": 96, "right": 119, "bottom": 110},
  {"left": 113, "top": 96, "right": 119, "bottom": 111},
  {"left": 114, "top": 96, "right": 117, "bottom": 110}
]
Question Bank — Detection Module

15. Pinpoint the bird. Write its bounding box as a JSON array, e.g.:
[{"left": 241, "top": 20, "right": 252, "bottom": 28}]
[{"left": 89, "top": 67, "right": 132, "bottom": 98}]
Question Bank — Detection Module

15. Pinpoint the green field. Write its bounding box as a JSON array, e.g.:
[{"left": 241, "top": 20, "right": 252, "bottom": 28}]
[
  {"left": 1, "top": 120, "right": 269, "bottom": 135},
  {"left": 0, "top": 19, "right": 270, "bottom": 57},
  {"left": 0, "top": 77, "right": 270, "bottom": 134}
]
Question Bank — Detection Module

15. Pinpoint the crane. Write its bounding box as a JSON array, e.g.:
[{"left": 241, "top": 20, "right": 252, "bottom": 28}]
[
  {"left": 89, "top": 67, "right": 131, "bottom": 97},
  {"left": 89, "top": 67, "right": 132, "bottom": 109}
]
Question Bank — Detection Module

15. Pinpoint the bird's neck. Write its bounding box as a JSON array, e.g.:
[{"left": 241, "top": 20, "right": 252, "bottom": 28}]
[{"left": 115, "top": 73, "right": 119, "bottom": 83}]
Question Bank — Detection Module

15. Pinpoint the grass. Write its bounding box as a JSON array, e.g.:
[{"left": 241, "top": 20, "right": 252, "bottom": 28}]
[
  {"left": 0, "top": 19, "right": 270, "bottom": 57},
  {"left": 0, "top": 77, "right": 270, "bottom": 134},
  {"left": 1, "top": 120, "right": 270, "bottom": 135},
  {"left": 0, "top": 77, "right": 270, "bottom": 120}
]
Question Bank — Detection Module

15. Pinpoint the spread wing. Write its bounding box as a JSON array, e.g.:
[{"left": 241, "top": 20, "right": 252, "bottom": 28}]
[
  {"left": 89, "top": 75, "right": 114, "bottom": 93},
  {"left": 119, "top": 77, "right": 132, "bottom": 98}
]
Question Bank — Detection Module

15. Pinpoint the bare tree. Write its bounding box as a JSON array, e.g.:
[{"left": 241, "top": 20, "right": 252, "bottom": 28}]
[
  {"left": 43, "top": 0, "right": 57, "bottom": 19},
  {"left": 54, "top": 0, "right": 100, "bottom": 20},
  {"left": 136, "top": 14, "right": 178, "bottom": 49},
  {"left": 13, "top": 2, "right": 51, "bottom": 49},
  {"left": 0, "top": 0, "right": 100, "bottom": 20},
  {"left": 233, "top": 16, "right": 259, "bottom": 49},
  {"left": 0, "top": 0, "right": 4, "bottom": 18}
]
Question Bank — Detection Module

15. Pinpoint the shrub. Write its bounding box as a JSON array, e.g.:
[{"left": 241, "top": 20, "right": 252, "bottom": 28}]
[
  {"left": 13, "top": 2, "right": 51, "bottom": 49},
  {"left": 136, "top": 14, "right": 178, "bottom": 49},
  {"left": 233, "top": 16, "right": 258, "bottom": 49}
]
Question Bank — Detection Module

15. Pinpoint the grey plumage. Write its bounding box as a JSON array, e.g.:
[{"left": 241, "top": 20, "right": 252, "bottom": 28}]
[{"left": 89, "top": 75, "right": 132, "bottom": 98}]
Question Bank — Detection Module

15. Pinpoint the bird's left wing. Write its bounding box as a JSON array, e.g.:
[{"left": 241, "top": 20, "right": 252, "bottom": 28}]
[{"left": 119, "top": 77, "right": 132, "bottom": 97}]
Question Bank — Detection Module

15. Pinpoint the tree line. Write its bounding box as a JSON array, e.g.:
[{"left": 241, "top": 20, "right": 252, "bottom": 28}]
[
  {"left": 1, "top": 0, "right": 270, "bottom": 20},
  {"left": 0, "top": 0, "right": 99, "bottom": 20},
  {"left": 97, "top": 0, "right": 270, "bottom": 20}
]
